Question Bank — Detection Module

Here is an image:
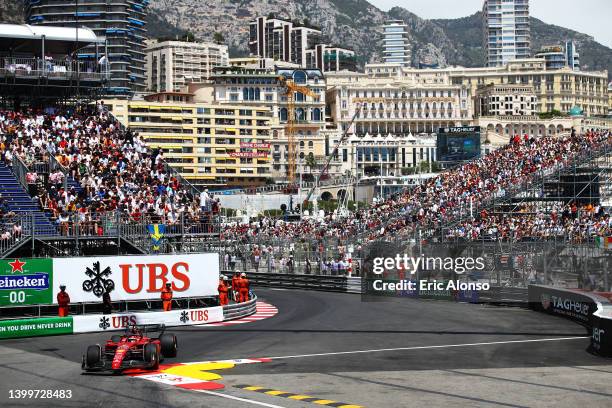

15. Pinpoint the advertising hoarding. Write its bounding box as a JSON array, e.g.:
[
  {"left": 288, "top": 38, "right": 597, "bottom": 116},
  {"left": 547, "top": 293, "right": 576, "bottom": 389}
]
[
  {"left": 72, "top": 306, "right": 224, "bottom": 333},
  {"left": 0, "top": 259, "right": 53, "bottom": 307},
  {"left": 53, "top": 254, "right": 219, "bottom": 304}
]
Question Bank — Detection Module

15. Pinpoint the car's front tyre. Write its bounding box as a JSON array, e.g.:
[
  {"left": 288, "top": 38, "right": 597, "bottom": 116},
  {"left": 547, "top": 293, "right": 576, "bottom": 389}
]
[{"left": 85, "top": 345, "right": 101, "bottom": 368}]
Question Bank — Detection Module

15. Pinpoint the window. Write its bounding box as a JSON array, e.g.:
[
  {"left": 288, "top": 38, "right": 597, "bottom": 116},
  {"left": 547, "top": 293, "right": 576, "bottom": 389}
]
[{"left": 293, "top": 71, "right": 307, "bottom": 84}]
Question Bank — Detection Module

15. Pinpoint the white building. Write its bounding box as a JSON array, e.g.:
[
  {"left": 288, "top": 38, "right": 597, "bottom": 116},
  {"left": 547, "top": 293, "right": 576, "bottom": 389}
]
[
  {"left": 382, "top": 20, "right": 411, "bottom": 66},
  {"left": 482, "top": 0, "right": 530, "bottom": 67},
  {"left": 326, "top": 65, "right": 471, "bottom": 137},
  {"left": 145, "top": 40, "right": 229, "bottom": 92},
  {"left": 331, "top": 133, "right": 438, "bottom": 178},
  {"left": 476, "top": 83, "right": 537, "bottom": 116}
]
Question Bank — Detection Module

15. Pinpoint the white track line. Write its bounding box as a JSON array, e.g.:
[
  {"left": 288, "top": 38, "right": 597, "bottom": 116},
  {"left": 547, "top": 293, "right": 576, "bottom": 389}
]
[
  {"left": 196, "top": 390, "right": 287, "bottom": 408},
  {"left": 264, "top": 337, "right": 588, "bottom": 360}
]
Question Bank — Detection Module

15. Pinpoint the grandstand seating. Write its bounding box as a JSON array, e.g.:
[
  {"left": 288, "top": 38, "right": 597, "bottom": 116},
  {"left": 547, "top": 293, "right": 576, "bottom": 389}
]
[{"left": 0, "top": 162, "right": 57, "bottom": 235}]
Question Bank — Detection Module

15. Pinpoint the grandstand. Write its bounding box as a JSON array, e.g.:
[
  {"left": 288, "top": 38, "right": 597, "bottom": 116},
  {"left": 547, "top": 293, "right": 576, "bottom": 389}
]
[{"left": 0, "top": 24, "right": 108, "bottom": 105}]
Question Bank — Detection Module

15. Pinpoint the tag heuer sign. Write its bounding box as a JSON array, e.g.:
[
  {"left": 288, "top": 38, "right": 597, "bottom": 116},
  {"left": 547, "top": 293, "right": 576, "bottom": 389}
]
[{"left": 440, "top": 126, "right": 480, "bottom": 134}]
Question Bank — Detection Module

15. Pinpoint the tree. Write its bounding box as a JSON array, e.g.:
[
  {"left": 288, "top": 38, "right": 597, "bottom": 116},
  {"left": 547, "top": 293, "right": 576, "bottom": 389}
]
[
  {"left": 181, "top": 31, "right": 196, "bottom": 42},
  {"left": 305, "top": 153, "right": 317, "bottom": 172},
  {"left": 213, "top": 32, "right": 225, "bottom": 44}
]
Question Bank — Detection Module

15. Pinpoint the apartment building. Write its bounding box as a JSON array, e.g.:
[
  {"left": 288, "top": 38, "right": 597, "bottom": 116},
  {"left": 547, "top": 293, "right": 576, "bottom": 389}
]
[
  {"left": 306, "top": 45, "right": 357, "bottom": 73},
  {"left": 382, "top": 20, "right": 411, "bottom": 66},
  {"left": 361, "top": 60, "right": 609, "bottom": 117},
  {"left": 145, "top": 40, "right": 228, "bottom": 92},
  {"left": 249, "top": 17, "right": 321, "bottom": 66},
  {"left": 210, "top": 66, "right": 327, "bottom": 179},
  {"left": 27, "top": 0, "right": 148, "bottom": 94},
  {"left": 482, "top": 0, "right": 530, "bottom": 67},
  {"left": 104, "top": 93, "right": 272, "bottom": 188},
  {"left": 449, "top": 59, "right": 609, "bottom": 116}
]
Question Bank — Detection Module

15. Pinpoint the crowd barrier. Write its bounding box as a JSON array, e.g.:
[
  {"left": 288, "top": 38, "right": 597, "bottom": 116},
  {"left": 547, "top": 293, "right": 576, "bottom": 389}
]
[
  {"left": 528, "top": 285, "right": 612, "bottom": 357},
  {"left": 0, "top": 296, "right": 257, "bottom": 340}
]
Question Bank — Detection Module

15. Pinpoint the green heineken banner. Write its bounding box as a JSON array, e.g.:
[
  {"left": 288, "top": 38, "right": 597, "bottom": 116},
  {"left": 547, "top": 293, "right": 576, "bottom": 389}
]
[
  {"left": 0, "top": 317, "right": 73, "bottom": 339},
  {"left": 0, "top": 259, "right": 53, "bottom": 307}
]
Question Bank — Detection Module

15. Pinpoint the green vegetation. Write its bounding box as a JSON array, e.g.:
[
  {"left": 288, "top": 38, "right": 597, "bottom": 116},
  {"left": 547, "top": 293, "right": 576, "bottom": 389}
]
[
  {"left": 538, "top": 110, "right": 567, "bottom": 119},
  {"left": 213, "top": 32, "right": 225, "bottom": 44}
]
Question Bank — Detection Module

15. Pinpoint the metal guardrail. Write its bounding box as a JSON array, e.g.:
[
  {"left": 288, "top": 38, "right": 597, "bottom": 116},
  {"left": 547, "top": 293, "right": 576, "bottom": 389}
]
[
  {"left": 222, "top": 294, "right": 258, "bottom": 321},
  {"left": 0, "top": 57, "right": 107, "bottom": 82},
  {"left": 10, "top": 155, "right": 30, "bottom": 190},
  {"left": 231, "top": 271, "right": 357, "bottom": 293}
]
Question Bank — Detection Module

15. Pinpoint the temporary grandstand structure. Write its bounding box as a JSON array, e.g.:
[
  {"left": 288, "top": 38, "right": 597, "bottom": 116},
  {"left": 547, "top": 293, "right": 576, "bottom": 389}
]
[{"left": 0, "top": 23, "right": 108, "bottom": 105}]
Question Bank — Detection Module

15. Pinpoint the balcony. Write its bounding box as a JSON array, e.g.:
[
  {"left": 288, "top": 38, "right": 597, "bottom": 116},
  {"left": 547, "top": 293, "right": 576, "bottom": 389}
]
[{"left": 0, "top": 57, "right": 108, "bottom": 83}]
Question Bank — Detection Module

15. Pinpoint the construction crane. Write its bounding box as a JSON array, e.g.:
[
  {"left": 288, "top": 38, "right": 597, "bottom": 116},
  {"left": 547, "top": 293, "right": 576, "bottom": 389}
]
[
  {"left": 279, "top": 77, "right": 317, "bottom": 182},
  {"left": 303, "top": 101, "right": 364, "bottom": 205}
]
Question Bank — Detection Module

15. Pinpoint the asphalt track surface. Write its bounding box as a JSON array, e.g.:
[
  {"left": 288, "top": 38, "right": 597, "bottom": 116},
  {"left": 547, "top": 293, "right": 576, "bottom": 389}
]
[{"left": 1, "top": 288, "right": 612, "bottom": 408}]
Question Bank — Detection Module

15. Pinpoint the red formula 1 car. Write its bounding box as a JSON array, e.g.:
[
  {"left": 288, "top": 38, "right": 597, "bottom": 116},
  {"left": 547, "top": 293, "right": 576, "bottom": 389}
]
[{"left": 82, "top": 324, "right": 177, "bottom": 374}]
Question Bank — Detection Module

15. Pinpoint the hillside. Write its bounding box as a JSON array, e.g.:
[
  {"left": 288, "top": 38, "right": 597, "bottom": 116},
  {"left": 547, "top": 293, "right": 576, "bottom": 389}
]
[{"left": 1, "top": 0, "right": 610, "bottom": 76}]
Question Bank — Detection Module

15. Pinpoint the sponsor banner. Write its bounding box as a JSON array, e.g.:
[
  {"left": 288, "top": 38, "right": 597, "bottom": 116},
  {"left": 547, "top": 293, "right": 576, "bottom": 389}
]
[
  {"left": 0, "top": 317, "right": 73, "bottom": 339},
  {"left": 591, "top": 309, "right": 612, "bottom": 357},
  {"left": 0, "top": 259, "right": 53, "bottom": 307},
  {"left": 528, "top": 285, "right": 601, "bottom": 325},
  {"left": 455, "top": 288, "right": 480, "bottom": 303},
  {"left": 53, "top": 254, "right": 219, "bottom": 304},
  {"left": 240, "top": 142, "right": 270, "bottom": 149},
  {"left": 418, "top": 284, "right": 454, "bottom": 301},
  {"left": 72, "top": 306, "right": 224, "bottom": 333},
  {"left": 228, "top": 151, "right": 268, "bottom": 158}
]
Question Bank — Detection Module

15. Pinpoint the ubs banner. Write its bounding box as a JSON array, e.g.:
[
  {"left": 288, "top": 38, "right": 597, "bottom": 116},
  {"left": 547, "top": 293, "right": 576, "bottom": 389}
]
[{"left": 53, "top": 254, "right": 219, "bottom": 304}]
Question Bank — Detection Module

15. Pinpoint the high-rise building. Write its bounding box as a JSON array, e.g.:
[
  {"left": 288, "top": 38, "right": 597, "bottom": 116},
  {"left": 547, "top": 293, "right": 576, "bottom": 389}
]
[
  {"left": 382, "top": 20, "right": 411, "bottom": 66},
  {"left": 26, "top": 0, "right": 148, "bottom": 94},
  {"left": 482, "top": 0, "right": 530, "bottom": 67},
  {"left": 534, "top": 45, "right": 566, "bottom": 70},
  {"left": 565, "top": 41, "right": 580, "bottom": 71},
  {"left": 249, "top": 17, "right": 322, "bottom": 66},
  {"left": 145, "top": 40, "right": 229, "bottom": 92},
  {"left": 306, "top": 45, "right": 357, "bottom": 73}
]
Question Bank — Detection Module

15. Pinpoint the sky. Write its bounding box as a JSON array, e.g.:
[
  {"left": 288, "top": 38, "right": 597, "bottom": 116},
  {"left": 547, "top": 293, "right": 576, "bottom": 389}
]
[{"left": 370, "top": 0, "right": 612, "bottom": 48}]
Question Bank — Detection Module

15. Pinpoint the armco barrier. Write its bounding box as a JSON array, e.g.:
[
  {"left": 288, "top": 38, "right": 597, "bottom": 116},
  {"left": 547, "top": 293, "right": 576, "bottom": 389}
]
[
  {"left": 229, "top": 271, "right": 359, "bottom": 293},
  {"left": 528, "top": 285, "right": 612, "bottom": 357},
  {"left": 223, "top": 295, "right": 257, "bottom": 321}
]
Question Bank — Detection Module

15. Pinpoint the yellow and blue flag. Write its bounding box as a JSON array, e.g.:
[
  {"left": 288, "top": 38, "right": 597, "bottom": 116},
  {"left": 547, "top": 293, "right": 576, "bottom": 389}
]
[{"left": 147, "top": 224, "right": 166, "bottom": 251}]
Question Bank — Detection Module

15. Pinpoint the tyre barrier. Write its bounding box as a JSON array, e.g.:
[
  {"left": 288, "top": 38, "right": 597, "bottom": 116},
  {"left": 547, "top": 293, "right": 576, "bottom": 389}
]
[
  {"left": 0, "top": 295, "right": 258, "bottom": 340},
  {"left": 528, "top": 285, "right": 612, "bottom": 357}
]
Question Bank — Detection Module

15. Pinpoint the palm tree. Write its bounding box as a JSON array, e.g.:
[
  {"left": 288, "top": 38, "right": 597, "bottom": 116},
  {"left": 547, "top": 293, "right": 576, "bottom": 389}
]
[{"left": 305, "top": 153, "right": 317, "bottom": 173}]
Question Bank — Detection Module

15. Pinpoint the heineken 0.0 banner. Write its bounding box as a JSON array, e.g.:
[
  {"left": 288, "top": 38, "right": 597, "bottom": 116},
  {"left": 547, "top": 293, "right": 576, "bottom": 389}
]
[
  {"left": 0, "top": 317, "right": 73, "bottom": 339},
  {"left": 0, "top": 259, "right": 53, "bottom": 307}
]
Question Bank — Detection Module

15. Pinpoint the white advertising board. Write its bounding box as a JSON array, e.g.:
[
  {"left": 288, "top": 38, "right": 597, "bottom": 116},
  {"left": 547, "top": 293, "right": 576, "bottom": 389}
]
[
  {"left": 72, "top": 306, "right": 224, "bottom": 333},
  {"left": 52, "top": 253, "right": 219, "bottom": 304}
]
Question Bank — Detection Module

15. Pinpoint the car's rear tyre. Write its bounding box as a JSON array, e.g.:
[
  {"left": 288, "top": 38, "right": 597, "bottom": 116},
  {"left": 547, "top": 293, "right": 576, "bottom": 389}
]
[
  {"left": 86, "top": 345, "right": 101, "bottom": 367},
  {"left": 160, "top": 333, "right": 177, "bottom": 358},
  {"left": 144, "top": 343, "right": 159, "bottom": 369},
  {"left": 110, "top": 335, "right": 122, "bottom": 343}
]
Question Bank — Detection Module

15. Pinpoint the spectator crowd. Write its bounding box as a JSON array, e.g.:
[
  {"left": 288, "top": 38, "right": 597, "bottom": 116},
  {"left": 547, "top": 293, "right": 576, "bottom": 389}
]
[
  {"left": 1, "top": 106, "right": 610, "bottom": 246},
  {"left": 0, "top": 107, "right": 218, "bottom": 237}
]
